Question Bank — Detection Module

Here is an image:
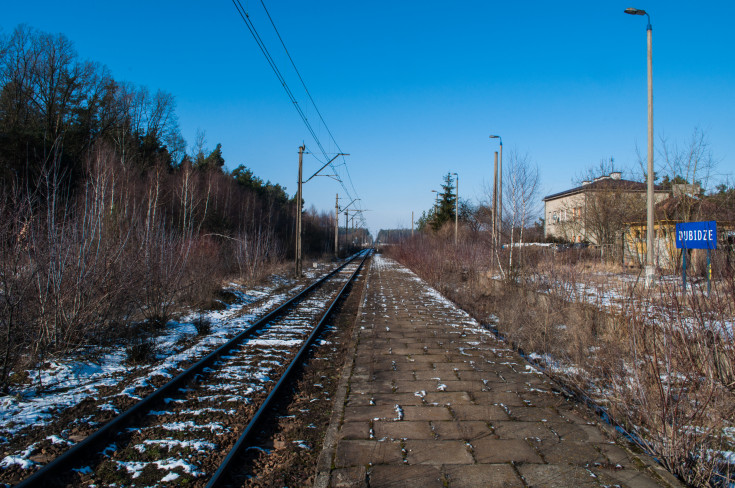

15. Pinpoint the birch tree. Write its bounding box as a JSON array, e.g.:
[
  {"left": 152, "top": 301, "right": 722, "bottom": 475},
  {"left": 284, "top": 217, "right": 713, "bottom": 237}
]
[{"left": 503, "top": 150, "right": 540, "bottom": 273}]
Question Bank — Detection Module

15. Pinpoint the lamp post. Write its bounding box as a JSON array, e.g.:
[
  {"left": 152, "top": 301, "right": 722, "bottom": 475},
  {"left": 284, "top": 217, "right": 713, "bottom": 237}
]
[
  {"left": 625, "top": 7, "right": 655, "bottom": 286},
  {"left": 452, "top": 172, "right": 459, "bottom": 245},
  {"left": 489, "top": 135, "right": 503, "bottom": 246},
  {"left": 431, "top": 190, "right": 439, "bottom": 229}
]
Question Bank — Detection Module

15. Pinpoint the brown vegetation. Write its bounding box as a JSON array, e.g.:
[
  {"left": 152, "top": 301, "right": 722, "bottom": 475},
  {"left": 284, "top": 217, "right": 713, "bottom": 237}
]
[{"left": 0, "top": 24, "right": 355, "bottom": 393}]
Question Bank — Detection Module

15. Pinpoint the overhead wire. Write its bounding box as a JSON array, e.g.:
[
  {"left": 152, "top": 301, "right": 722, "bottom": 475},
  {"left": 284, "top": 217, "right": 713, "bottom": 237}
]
[
  {"left": 231, "top": 0, "right": 328, "bottom": 160},
  {"left": 258, "top": 0, "right": 344, "bottom": 158},
  {"left": 259, "top": 0, "right": 363, "bottom": 205},
  {"left": 231, "top": 0, "right": 365, "bottom": 220}
]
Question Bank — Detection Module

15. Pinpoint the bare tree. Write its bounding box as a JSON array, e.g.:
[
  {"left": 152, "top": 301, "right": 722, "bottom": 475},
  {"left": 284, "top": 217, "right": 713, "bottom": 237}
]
[
  {"left": 657, "top": 128, "right": 716, "bottom": 193},
  {"left": 502, "top": 150, "right": 540, "bottom": 273}
]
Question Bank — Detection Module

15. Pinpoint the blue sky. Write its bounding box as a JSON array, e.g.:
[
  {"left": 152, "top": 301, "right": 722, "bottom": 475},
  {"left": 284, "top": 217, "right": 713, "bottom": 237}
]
[{"left": 3, "top": 1, "right": 734, "bottom": 236}]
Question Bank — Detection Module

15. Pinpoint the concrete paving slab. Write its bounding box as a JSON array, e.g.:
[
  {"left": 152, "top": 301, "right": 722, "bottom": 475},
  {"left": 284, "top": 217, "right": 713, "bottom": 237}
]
[
  {"left": 402, "top": 405, "right": 453, "bottom": 421},
  {"left": 471, "top": 390, "right": 526, "bottom": 406},
  {"left": 471, "top": 438, "right": 544, "bottom": 464},
  {"left": 534, "top": 438, "right": 610, "bottom": 465},
  {"left": 333, "top": 439, "right": 403, "bottom": 467},
  {"left": 431, "top": 420, "right": 493, "bottom": 440},
  {"left": 316, "top": 256, "right": 680, "bottom": 488},
  {"left": 329, "top": 466, "right": 367, "bottom": 488},
  {"left": 374, "top": 420, "right": 435, "bottom": 440},
  {"left": 443, "top": 464, "right": 524, "bottom": 488},
  {"left": 451, "top": 404, "right": 510, "bottom": 421},
  {"left": 343, "top": 405, "right": 398, "bottom": 421},
  {"left": 422, "top": 391, "right": 472, "bottom": 405},
  {"left": 505, "top": 406, "right": 567, "bottom": 423},
  {"left": 517, "top": 464, "right": 607, "bottom": 487},
  {"left": 368, "top": 465, "right": 444, "bottom": 488},
  {"left": 491, "top": 420, "right": 559, "bottom": 440},
  {"left": 405, "top": 440, "right": 474, "bottom": 465},
  {"left": 339, "top": 421, "right": 370, "bottom": 440}
]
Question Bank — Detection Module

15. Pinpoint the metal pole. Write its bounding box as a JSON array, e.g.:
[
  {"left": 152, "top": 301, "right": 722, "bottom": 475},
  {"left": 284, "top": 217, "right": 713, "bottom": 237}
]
[
  {"left": 296, "top": 145, "right": 304, "bottom": 277},
  {"left": 493, "top": 151, "right": 498, "bottom": 249},
  {"left": 682, "top": 249, "right": 686, "bottom": 293},
  {"left": 334, "top": 193, "right": 339, "bottom": 258},
  {"left": 707, "top": 248, "right": 711, "bottom": 296},
  {"left": 453, "top": 173, "right": 459, "bottom": 245},
  {"left": 498, "top": 141, "right": 503, "bottom": 246},
  {"left": 645, "top": 17, "right": 655, "bottom": 287},
  {"left": 344, "top": 210, "right": 348, "bottom": 249}
]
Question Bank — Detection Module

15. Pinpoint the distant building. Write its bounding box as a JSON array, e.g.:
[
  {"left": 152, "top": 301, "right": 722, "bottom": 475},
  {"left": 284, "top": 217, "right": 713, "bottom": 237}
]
[{"left": 543, "top": 172, "right": 668, "bottom": 244}]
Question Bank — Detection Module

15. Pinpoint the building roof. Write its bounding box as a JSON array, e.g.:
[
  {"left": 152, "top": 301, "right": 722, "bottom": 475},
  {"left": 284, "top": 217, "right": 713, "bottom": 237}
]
[
  {"left": 543, "top": 176, "right": 665, "bottom": 202},
  {"left": 627, "top": 194, "right": 735, "bottom": 223}
]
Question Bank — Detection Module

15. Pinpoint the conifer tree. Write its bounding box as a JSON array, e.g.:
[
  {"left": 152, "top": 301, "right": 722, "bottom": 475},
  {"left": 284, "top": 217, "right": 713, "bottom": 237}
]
[{"left": 431, "top": 172, "right": 457, "bottom": 230}]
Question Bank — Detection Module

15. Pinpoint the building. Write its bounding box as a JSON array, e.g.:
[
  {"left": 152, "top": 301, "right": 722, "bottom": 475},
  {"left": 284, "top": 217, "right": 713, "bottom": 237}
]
[
  {"left": 543, "top": 172, "right": 668, "bottom": 245},
  {"left": 624, "top": 194, "right": 735, "bottom": 270}
]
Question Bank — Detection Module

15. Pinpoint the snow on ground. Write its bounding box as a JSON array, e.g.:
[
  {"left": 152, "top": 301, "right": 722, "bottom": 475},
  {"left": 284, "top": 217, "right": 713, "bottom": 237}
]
[
  {"left": 0, "top": 274, "right": 304, "bottom": 442},
  {"left": 0, "top": 258, "right": 360, "bottom": 482}
]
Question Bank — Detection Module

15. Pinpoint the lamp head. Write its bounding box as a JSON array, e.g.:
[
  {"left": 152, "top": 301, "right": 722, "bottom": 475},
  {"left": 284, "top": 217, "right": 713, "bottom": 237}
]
[{"left": 624, "top": 7, "right": 647, "bottom": 15}]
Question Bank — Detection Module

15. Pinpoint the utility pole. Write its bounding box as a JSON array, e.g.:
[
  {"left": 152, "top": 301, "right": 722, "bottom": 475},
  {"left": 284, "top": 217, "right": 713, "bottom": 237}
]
[
  {"left": 498, "top": 141, "right": 503, "bottom": 246},
  {"left": 490, "top": 135, "right": 503, "bottom": 246},
  {"left": 492, "top": 151, "right": 498, "bottom": 249},
  {"left": 452, "top": 172, "right": 459, "bottom": 245},
  {"left": 295, "top": 145, "right": 304, "bottom": 277},
  {"left": 344, "top": 209, "right": 349, "bottom": 249},
  {"left": 334, "top": 193, "right": 339, "bottom": 258}
]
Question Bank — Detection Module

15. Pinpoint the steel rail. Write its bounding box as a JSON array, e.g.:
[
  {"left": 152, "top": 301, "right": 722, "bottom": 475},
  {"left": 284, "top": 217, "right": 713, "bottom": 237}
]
[
  {"left": 206, "top": 249, "right": 371, "bottom": 487},
  {"left": 16, "top": 251, "right": 368, "bottom": 488}
]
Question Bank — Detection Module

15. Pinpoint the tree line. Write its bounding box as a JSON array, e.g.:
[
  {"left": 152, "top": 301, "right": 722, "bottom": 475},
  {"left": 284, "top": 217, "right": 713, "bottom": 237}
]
[{"left": 0, "top": 24, "right": 340, "bottom": 391}]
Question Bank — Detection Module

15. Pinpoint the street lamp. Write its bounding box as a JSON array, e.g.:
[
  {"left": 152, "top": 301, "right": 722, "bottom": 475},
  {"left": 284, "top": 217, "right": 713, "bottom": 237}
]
[
  {"left": 489, "top": 135, "right": 503, "bottom": 246},
  {"left": 625, "top": 7, "right": 655, "bottom": 286},
  {"left": 452, "top": 172, "right": 459, "bottom": 245}
]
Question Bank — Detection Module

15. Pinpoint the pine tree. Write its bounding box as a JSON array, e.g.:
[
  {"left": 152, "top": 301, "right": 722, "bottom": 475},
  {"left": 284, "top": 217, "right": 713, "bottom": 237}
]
[{"left": 431, "top": 172, "right": 457, "bottom": 230}]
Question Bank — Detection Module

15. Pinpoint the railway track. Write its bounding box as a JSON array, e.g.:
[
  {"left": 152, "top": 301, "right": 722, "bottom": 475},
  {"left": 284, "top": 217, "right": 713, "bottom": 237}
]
[{"left": 15, "top": 250, "right": 371, "bottom": 487}]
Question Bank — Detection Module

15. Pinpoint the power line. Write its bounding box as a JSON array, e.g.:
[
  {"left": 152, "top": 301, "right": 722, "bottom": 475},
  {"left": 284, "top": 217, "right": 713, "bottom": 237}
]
[
  {"left": 231, "top": 0, "right": 327, "bottom": 159},
  {"left": 231, "top": 0, "right": 365, "bottom": 218},
  {"left": 257, "top": 1, "right": 361, "bottom": 204},
  {"left": 258, "top": 0, "right": 344, "bottom": 158}
]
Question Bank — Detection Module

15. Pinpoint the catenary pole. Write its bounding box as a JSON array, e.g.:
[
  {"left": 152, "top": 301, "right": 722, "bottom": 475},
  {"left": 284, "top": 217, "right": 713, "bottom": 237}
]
[
  {"left": 295, "top": 145, "right": 304, "bottom": 277},
  {"left": 334, "top": 194, "right": 339, "bottom": 258}
]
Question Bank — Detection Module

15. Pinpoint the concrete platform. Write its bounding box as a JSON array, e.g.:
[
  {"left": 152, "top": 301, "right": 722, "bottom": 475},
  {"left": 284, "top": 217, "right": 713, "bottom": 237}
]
[{"left": 314, "top": 256, "right": 681, "bottom": 488}]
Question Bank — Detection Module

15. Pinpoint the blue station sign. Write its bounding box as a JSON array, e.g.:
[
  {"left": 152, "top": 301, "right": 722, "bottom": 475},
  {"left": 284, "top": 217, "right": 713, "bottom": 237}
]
[{"left": 675, "top": 221, "right": 717, "bottom": 250}]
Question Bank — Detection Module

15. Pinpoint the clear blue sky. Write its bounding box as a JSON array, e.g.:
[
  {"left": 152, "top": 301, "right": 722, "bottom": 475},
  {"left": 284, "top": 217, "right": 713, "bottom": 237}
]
[{"left": 3, "top": 1, "right": 734, "bottom": 236}]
